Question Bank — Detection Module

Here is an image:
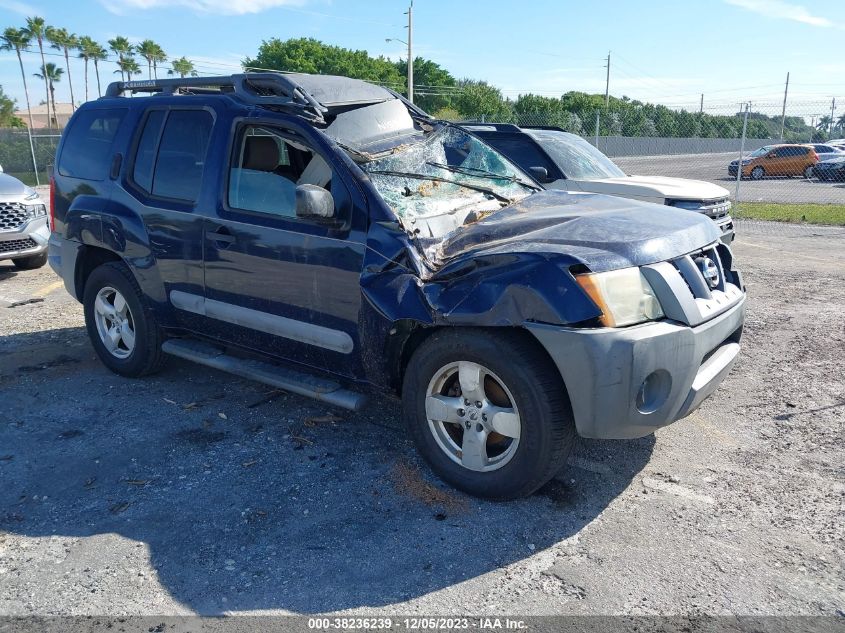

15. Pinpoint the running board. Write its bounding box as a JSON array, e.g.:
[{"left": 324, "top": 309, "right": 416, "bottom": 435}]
[{"left": 161, "top": 339, "right": 368, "bottom": 411}]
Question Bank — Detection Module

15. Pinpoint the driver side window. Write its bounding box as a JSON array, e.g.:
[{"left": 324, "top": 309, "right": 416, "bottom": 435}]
[{"left": 228, "top": 125, "right": 333, "bottom": 218}]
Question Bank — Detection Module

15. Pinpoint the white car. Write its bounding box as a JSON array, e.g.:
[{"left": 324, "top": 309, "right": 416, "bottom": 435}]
[
  {"left": 465, "top": 124, "right": 735, "bottom": 243},
  {"left": 811, "top": 143, "right": 845, "bottom": 162},
  {"left": 0, "top": 170, "right": 49, "bottom": 270}
]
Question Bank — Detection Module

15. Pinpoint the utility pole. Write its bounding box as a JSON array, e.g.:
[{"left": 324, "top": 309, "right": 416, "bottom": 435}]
[
  {"left": 604, "top": 51, "right": 610, "bottom": 108},
  {"left": 830, "top": 97, "right": 836, "bottom": 136},
  {"left": 779, "top": 71, "right": 789, "bottom": 141},
  {"left": 405, "top": 1, "right": 414, "bottom": 104},
  {"left": 700, "top": 93, "right": 704, "bottom": 114},
  {"left": 735, "top": 102, "right": 750, "bottom": 205}
]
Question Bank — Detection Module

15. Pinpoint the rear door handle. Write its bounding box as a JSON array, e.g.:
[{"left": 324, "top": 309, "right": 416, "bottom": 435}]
[{"left": 206, "top": 227, "right": 236, "bottom": 245}]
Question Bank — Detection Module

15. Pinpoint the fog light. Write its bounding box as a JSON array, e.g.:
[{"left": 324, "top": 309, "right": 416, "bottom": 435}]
[{"left": 636, "top": 370, "right": 672, "bottom": 414}]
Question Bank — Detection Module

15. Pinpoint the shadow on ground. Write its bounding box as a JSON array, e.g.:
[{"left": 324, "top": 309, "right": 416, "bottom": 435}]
[{"left": 0, "top": 326, "right": 654, "bottom": 614}]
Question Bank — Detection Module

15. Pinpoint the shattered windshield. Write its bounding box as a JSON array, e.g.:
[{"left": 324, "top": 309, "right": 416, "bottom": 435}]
[{"left": 361, "top": 125, "right": 537, "bottom": 238}]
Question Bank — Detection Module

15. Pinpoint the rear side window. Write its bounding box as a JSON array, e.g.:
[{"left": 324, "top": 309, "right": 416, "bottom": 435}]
[
  {"left": 131, "top": 109, "right": 214, "bottom": 203},
  {"left": 58, "top": 108, "right": 126, "bottom": 180}
]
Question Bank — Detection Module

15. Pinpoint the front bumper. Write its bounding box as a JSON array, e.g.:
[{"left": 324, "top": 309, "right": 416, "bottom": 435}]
[
  {"left": 0, "top": 217, "right": 49, "bottom": 261},
  {"left": 527, "top": 296, "right": 745, "bottom": 439},
  {"left": 715, "top": 216, "right": 734, "bottom": 244}
]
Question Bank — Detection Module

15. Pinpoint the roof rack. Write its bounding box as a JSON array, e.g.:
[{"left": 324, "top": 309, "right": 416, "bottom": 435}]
[{"left": 104, "top": 73, "right": 329, "bottom": 123}]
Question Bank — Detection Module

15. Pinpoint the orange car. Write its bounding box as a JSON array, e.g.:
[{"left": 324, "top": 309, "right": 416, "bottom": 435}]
[{"left": 728, "top": 144, "right": 819, "bottom": 180}]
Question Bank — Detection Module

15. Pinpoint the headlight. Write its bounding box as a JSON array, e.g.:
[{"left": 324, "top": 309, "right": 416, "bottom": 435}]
[
  {"left": 575, "top": 267, "right": 664, "bottom": 327},
  {"left": 24, "top": 204, "right": 47, "bottom": 219}
]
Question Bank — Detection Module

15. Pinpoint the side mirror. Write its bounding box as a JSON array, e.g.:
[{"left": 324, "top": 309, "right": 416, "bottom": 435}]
[
  {"left": 528, "top": 166, "right": 551, "bottom": 183},
  {"left": 295, "top": 184, "right": 335, "bottom": 220}
]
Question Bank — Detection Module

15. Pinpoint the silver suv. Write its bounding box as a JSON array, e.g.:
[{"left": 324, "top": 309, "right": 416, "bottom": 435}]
[{"left": 0, "top": 168, "right": 49, "bottom": 270}]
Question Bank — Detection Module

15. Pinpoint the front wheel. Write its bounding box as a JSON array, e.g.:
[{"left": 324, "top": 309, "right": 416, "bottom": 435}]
[
  {"left": 12, "top": 252, "right": 47, "bottom": 270},
  {"left": 83, "top": 262, "right": 166, "bottom": 377},
  {"left": 402, "top": 329, "right": 576, "bottom": 500},
  {"left": 750, "top": 166, "right": 765, "bottom": 180}
]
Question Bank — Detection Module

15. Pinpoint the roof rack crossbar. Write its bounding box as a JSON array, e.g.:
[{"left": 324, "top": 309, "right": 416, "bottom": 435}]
[{"left": 104, "top": 73, "right": 329, "bottom": 123}]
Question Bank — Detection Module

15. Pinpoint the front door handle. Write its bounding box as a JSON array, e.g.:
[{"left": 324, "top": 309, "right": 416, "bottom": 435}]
[{"left": 206, "top": 226, "right": 236, "bottom": 246}]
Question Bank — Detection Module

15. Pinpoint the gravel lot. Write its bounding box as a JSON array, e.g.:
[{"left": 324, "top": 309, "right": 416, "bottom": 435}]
[
  {"left": 614, "top": 152, "right": 845, "bottom": 205},
  {"left": 0, "top": 220, "right": 843, "bottom": 617}
]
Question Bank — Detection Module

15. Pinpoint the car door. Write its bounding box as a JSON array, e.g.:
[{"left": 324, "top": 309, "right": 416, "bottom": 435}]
[
  {"left": 112, "top": 103, "right": 217, "bottom": 328},
  {"left": 195, "top": 118, "right": 368, "bottom": 378}
]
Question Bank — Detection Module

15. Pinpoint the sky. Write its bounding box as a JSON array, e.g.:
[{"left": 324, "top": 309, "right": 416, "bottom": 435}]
[{"left": 0, "top": 0, "right": 843, "bottom": 119}]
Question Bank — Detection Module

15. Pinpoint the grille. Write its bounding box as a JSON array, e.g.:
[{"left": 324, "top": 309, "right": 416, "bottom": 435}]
[
  {"left": 670, "top": 198, "right": 732, "bottom": 221},
  {"left": 0, "top": 202, "right": 29, "bottom": 231},
  {"left": 672, "top": 245, "right": 726, "bottom": 298},
  {"left": 0, "top": 238, "right": 37, "bottom": 254}
]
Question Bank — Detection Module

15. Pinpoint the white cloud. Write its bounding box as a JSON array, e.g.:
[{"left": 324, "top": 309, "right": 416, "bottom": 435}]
[
  {"left": 724, "top": 0, "right": 835, "bottom": 27},
  {"left": 0, "top": 0, "right": 39, "bottom": 16},
  {"left": 101, "top": 0, "right": 307, "bottom": 16}
]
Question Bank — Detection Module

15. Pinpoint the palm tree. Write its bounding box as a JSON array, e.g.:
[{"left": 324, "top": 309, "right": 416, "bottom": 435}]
[
  {"left": 837, "top": 113, "right": 845, "bottom": 135},
  {"left": 24, "top": 16, "right": 50, "bottom": 129},
  {"left": 90, "top": 43, "right": 108, "bottom": 97},
  {"left": 168, "top": 56, "right": 197, "bottom": 79},
  {"left": 137, "top": 39, "right": 166, "bottom": 80},
  {"left": 108, "top": 36, "right": 134, "bottom": 81},
  {"left": 115, "top": 57, "right": 141, "bottom": 82},
  {"left": 152, "top": 46, "right": 167, "bottom": 79},
  {"left": 816, "top": 115, "right": 832, "bottom": 136},
  {"left": 46, "top": 26, "right": 78, "bottom": 110},
  {"left": 77, "top": 36, "right": 102, "bottom": 103},
  {"left": 34, "top": 62, "right": 62, "bottom": 127},
  {"left": 0, "top": 28, "right": 35, "bottom": 129}
]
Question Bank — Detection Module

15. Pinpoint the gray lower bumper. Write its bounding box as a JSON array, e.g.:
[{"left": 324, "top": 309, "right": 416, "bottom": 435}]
[
  {"left": 527, "top": 296, "right": 745, "bottom": 439},
  {"left": 0, "top": 218, "right": 49, "bottom": 261}
]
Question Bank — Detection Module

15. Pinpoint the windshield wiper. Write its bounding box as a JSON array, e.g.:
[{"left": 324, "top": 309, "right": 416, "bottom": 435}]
[
  {"left": 426, "top": 161, "right": 541, "bottom": 191},
  {"left": 367, "top": 169, "right": 515, "bottom": 204}
]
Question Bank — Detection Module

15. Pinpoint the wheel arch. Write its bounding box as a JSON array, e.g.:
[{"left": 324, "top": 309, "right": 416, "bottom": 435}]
[
  {"left": 72, "top": 245, "right": 124, "bottom": 302},
  {"left": 390, "top": 323, "right": 570, "bottom": 401}
]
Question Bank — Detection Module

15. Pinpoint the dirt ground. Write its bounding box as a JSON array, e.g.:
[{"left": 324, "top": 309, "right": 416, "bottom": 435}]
[{"left": 0, "top": 219, "right": 842, "bottom": 617}]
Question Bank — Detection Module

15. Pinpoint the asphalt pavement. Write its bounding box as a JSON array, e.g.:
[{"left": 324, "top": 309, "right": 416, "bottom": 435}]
[{"left": 0, "top": 220, "right": 843, "bottom": 617}]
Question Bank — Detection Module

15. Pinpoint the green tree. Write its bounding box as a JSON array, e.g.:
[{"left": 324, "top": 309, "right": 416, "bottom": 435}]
[
  {"left": 453, "top": 79, "right": 512, "bottom": 121},
  {"left": 0, "top": 84, "right": 24, "bottom": 127},
  {"left": 395, "top": 57, "right": 456, "bottom": 113},
  {"left": 168, "top": 56, "right": 197, "bottom": 78},
  {"left": 90, "top": 43, "right": 108, "bottom": 97},
  {"left": 108, "top": 36, "right": 134, "bottom": 82},
  {"left": 46, "top": 26, "right": 78, "bottom": 109},
  {"left": 34, "top": 62, "right": 62, "bottom": 126},
  {"left": 138, "top": 39, "right": 166, "bottom": 80},
  {"left": 245, "top": 37, "right": 404, "bottom": 89},
  {"left": 0, "top": 28, "right": 35, "bottom": 129},
  {"left": 115, "top": 57, "right": 141, "bottom": 81},
  {"left": 24, "top": 16, "right": 50, "bottom": 129}
]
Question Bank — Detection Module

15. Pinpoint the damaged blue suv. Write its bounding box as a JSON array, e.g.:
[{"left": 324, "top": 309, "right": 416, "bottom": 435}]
[{"left": 49, "top": 73, "right": 746, "bottom": 499}]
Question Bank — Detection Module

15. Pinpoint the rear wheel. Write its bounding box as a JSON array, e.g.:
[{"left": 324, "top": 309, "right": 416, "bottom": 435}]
[
  {"left": 803, "top": 165, "right": 815, "bottom": 179},
  {"left": 750, "top": 166, "right": 765, "bottom": 180},
  {"left": 83, "top": 262, "right": 166, "bottom": 377},
  {"left": 402, "top": 329, "right": 576, "bottom": 500},
  {"left": 12, "top": 252, "right": 47, "bottom": 270}
]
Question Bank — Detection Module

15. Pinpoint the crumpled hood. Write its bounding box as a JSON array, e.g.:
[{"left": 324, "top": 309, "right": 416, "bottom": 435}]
[
  {"left": 437, "top": 190, "right": 720, "bottom": 273},
  {"left": 0, "top": 172, "right": 34, "bottom": 197},
  {"left": 574, "top": 174, "right": 729, "bottom": 201}
]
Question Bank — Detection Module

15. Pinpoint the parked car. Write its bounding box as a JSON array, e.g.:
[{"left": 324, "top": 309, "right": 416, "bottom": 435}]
[
  {"left": 0, "top": 170, "right": 49, "bottom": 270},
  {"left": 728, "top": 144, "right": 818, "bottom": 180},
  {"left": 810, "top": 144, "right": 845, "bottom": 162},
  {"left": 461, "top": 123, "right": 735, "bottom": 244},
  {"left": 48, "top": 73, "right": 746, "bottom": 499},
  {"left": 813, "top": 155, "right": 845, "bottom": 181}
]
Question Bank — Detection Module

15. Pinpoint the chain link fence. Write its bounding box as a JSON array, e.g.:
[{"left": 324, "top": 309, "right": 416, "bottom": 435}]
[{"left": 0, "top": 128, "right": 61, "bottom": 187}]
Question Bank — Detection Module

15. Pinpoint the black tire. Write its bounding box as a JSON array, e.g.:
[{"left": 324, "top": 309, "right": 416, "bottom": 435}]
[
  {"left": 803, "top": 165, "right": 815, "bottom": 179},
  {"left": 750, "top": 166, "right": 765, "bottom": 180},
  {"left": 83, "top": 261, "right": 166, "bottom": 377},
  {"left": 402, "top": 328, "right": 576, "bottom": 500},
  {"left": 12, "top": 252, "right": 47, "bottom": 270}
]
